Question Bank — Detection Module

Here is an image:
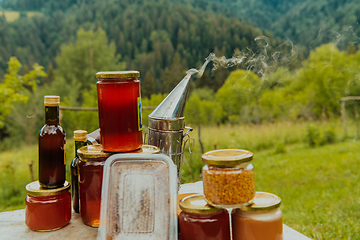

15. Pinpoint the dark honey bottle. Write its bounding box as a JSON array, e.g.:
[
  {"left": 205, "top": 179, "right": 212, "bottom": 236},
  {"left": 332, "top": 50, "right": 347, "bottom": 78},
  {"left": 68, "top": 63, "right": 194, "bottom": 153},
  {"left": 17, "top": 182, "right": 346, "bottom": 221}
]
[
  {"left": 39, "top": 96, "right": 66, "bottom": 189},
  {"left": 71, "top": 130, "right": 87, "bottom": 213}
]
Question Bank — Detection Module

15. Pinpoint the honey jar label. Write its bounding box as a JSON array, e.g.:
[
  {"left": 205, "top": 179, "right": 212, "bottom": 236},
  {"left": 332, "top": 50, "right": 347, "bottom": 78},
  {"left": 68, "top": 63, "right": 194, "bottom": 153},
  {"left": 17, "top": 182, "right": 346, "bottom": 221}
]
[{"left": 137, "top": 97, "right": 142, "bottom": 131}]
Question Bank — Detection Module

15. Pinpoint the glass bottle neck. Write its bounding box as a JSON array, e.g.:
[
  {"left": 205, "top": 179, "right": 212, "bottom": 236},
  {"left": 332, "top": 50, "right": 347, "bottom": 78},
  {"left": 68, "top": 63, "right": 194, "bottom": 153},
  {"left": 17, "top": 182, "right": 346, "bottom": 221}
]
[
  {"left": 75, "top": 140, "right": 87, "bottom": 157},
  {"left": 45, "top": 106, "right": 59, "bottom": 125}
]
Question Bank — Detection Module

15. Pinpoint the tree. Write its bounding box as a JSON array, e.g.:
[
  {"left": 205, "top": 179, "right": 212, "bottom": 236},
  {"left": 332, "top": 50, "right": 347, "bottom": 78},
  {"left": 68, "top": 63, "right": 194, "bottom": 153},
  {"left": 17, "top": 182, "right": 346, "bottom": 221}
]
[
  {"left": 52, "top": 27, "right": 126, "bottom": 105},
  {"left": 0, "top": 57, "right": 46, "bottom": 128}
]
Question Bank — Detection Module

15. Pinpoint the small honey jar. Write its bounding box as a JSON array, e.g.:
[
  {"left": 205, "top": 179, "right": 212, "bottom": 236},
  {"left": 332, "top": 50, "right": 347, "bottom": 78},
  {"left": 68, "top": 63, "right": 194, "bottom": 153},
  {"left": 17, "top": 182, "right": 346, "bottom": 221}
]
[
  {"left": 232, "top": 192, "right": 283, "bottom": 240},
  {"left": 25, "top": 181, "right": 71, "bottom": 231}
]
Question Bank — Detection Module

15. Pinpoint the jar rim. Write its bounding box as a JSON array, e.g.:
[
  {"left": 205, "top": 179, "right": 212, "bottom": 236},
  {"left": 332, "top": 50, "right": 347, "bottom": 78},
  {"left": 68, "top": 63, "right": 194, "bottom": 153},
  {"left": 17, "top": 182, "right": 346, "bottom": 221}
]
[
  {"left": 179, "top": 194, "right": 222, "bottom": 214},
  {"left": 96, "top": 71, "right": 140, "bottom": 79},
  {"left": 235, "top": 192, "right": 281, "bottom": 212},
  {"left": 202, "top": 149, "right": 253, "bottom": 166},
  {"left": 26, "top": 181, "right": 70, "bottom": 197}
]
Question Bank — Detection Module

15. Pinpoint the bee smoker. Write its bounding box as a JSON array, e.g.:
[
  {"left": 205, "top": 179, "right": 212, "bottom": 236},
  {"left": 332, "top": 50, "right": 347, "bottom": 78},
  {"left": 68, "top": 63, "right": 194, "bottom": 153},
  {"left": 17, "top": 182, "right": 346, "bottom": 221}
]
[{"left": 147, "top": 74, "right": 194, "bottom": 187}]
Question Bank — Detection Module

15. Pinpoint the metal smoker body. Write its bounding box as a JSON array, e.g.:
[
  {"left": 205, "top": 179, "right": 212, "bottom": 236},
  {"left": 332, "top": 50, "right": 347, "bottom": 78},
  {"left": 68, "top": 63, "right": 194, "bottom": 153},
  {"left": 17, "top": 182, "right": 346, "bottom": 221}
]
[{"left": 147, "top": 74, "right": 193, "bottom": 186}]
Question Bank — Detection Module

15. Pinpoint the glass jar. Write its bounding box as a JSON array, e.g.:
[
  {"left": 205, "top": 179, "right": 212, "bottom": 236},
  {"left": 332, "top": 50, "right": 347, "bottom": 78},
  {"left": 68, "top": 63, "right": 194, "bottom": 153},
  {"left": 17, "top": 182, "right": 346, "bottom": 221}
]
[
  {"left": 78, "top": 144, "right": 160, "bottom": 227},
  {"left": 202, "top": 149, "right": 255, "bottom": 208},
  {"left": 25, "top": 181, "right": 71, "bottom": 231},
  {"left": 78, "top": 144, "right": 112, "bottom": 227},
  {"left": 96, "top": 71, "right": 142, "bottom": 152},
  {"left": 178, "top": 194, "right": 230, "bottom": 240},
  {"left": 232, "top": 192, "right": 283, "bottom": 240}
]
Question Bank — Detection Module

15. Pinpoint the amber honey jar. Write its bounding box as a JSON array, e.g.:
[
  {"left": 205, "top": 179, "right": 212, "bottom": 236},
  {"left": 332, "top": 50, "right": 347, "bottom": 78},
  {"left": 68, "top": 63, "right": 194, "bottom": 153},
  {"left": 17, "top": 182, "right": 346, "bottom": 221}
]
[
  {"left": 78, "top": 144, "right": 160, "bottom": 227},
  {"left": 232, "top": 192, "right": 283, "bottom": 240},
  {"left": 77, "top": 144, "right": 112, "bottom": 227},
  {"left": 25, "top": 181, "right": 71, "bottom": 231},
  {"left": 178, "top": 194, "right": 230, "bottom": 240},
  {"left": 202, "top": 149, "right": 255, "bottom": 208},
  {"left": 96, "top": 71, "right": 142, "bottom": 152}
]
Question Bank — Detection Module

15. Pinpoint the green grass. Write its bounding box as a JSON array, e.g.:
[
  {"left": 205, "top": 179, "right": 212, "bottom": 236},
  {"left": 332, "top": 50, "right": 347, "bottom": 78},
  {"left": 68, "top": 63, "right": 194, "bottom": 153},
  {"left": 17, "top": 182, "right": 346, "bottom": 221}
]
[
  {"left": 0, "top": 119, "right": 359, "bottom": 239},
  {"left": 0, "top": 11, "right": 42, "bottom": 22}
]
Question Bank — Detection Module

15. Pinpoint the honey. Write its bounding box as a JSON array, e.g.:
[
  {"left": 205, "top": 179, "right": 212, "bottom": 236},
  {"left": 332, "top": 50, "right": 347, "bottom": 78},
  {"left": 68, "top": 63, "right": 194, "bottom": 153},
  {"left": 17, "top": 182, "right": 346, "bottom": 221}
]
[
  {"left": 25, "top": 181, "right": 71, "bottom": 231},
  {"left": 232, "top": 192, "right": 283, "bottom": 240},
  {"left": 96, "top": 71, "right": 142, "bottom": 152},
  {"left": 178, "top": 194, "right": 230, "bottom": 240}
]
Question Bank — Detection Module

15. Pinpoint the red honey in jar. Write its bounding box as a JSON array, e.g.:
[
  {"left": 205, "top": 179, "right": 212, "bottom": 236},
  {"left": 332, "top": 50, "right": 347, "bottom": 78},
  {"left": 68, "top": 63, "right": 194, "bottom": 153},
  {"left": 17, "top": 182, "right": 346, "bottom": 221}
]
[
  {"left": 179, "top": 194, "right": 231, "bottom": 240},
  {"left": 25, "top": 181, "right": 71, "bottom": 231},
  {"left": 96, "top": 71, "right": 142, "bottom": 152},
  {"left": 78, "top": 144, "right": 160, "bottom": 227},
  {"left": 232, "top": 192, "right": 283, "bottom": 240}
]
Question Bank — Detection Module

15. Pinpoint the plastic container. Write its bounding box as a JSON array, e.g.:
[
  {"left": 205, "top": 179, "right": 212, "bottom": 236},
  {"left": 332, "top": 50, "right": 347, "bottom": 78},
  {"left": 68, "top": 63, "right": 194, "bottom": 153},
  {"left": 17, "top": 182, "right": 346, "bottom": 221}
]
[
  {"left": 25, "top": 181, "right": 71, "bottom": 231},
  {"left": 202, "top": 149, "right": 255, "bottom": 208},
  {"left": 232, "top": 192, "right": 283, "bottom": 240},
  {"left": 178, "top": 194, "right": 230, "bottom": 240},
  {"left": 97, "top": 153, "right": 177, "bottom": 240},
  {"left": 96, "top": 71, "right": 142, "bottom": 152},
  {"left": 78, "top": 144, "right": 160, "bottom": 227}
]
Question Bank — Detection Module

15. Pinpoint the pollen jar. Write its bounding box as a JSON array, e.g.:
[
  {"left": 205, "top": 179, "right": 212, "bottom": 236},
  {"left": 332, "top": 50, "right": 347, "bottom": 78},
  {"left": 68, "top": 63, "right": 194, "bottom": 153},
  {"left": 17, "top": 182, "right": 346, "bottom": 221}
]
[{"left": 202, "top": 149, "right": 255, "bottom": 208}]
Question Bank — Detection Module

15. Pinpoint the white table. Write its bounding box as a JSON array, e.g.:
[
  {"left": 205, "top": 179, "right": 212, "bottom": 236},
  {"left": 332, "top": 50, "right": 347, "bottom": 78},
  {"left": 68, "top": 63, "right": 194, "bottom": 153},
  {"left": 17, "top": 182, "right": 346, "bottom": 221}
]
[{"left": 0, "top": 182, "right": 312, "bottom": 240}]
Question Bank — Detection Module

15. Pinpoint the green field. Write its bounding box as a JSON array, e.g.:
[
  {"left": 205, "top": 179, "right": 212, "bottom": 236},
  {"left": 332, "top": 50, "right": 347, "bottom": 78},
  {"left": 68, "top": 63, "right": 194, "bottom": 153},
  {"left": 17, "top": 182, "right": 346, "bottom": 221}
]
[
  {"left": 0, "top": 11, "right": 42, "bottom": 22},
  {"left": 0, "top": 119, "right": 359, "bottom": 239}
]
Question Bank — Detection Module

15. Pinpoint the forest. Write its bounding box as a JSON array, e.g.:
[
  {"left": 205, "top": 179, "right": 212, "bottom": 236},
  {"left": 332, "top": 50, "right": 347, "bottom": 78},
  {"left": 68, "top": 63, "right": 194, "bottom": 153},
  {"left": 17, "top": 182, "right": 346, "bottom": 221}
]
[{"left": 0, "top": 0, "right": 360, "bottom": 149}]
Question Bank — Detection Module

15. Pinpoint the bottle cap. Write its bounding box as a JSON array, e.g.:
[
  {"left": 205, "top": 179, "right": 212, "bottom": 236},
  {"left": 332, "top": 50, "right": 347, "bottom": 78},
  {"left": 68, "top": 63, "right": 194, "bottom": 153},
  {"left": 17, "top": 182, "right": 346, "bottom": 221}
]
[
  {"left": 235, "top": 192, "right": 281, "bottom": 212},
  {"left": 179, "top": 194, "right": 222, "bottom": 214},
  {"left": 44, "top": 95, "right": 60, "bottom": 106},
  {"left": 26, "top": 181, "right": 70, "bottom": 197},
  {"left": 202, "top": 149, "right": 253, "bottom": 166},
  {"left": 74, "top": 130, "right": 88, "bottom": 141},
  {"left": 96, "top": 71, "right": 140, "bottom": 79}
]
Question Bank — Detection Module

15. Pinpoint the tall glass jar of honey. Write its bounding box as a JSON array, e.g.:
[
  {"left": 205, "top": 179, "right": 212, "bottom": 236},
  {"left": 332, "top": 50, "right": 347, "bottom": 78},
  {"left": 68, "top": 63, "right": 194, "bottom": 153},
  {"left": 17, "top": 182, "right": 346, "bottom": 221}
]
[
  {"left": 96, "top": 71, "right": 142, "bottom": 152},
  {"left": 231, "top": 192, "right": 283, "bottom": 240}
]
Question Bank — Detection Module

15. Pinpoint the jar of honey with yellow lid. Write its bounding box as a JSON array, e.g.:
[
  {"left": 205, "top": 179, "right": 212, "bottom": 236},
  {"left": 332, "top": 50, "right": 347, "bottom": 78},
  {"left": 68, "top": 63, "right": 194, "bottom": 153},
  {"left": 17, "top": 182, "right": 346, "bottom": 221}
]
[
  {"left": 231, "top": 192, "right": 283, "bottom": 240},
  {"left": 25, "top": 181, "right": 71, "bottom": 231},
  {"left": 178, "top": 194, "right": 230, "bottom": 240},
  {"left": 202, "top": 149, "right": 255, "bottom": 208}
]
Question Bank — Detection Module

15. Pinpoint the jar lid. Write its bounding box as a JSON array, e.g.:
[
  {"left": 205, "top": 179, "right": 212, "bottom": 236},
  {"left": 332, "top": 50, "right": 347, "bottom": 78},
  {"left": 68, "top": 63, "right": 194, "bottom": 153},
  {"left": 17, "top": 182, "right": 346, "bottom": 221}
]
[
  {"left": 77, "top": 144, "right": 112, "bottom": 160},
  {"left": 96, "top": 71, "right": 140, "bottom": 79},
  {"left": 202, "top": 149, "right": 253, "bottom": 166},
  {"left": 179, "top": 194, "right": 222, "bottom": 214},
  {"left": 74, "top": 130, "right": 88, "bottom": 141},
  {"left": 26, "top": 181, "right": 70, "bottom": 197},
  {"left": 44, "top": 95, "right": 60, "bottom": 107},
  {"left": 133, "top": 145, "right": 160, "bottom": 154},
  {"left": 236, "top": 192, "right": 281, "bottom": 212}
]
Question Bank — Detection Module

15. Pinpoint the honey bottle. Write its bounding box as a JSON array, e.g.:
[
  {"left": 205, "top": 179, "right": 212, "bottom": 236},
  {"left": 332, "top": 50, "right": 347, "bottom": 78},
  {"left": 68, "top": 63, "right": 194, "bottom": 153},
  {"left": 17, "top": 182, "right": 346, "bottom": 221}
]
[
  {"left": 71, "top": 130, "right": 88, "bottom": 213},
  {"left": 39, "top": 95, "right": 66, "bottom": 189}
]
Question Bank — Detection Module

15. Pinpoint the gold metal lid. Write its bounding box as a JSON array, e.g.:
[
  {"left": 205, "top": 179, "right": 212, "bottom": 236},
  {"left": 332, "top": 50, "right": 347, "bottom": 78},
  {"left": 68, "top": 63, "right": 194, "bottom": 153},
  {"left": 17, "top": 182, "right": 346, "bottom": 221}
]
[
  {"left": 236, "top": 192, "right": 281, "bottom": 212},
  {"left": 74, "top": 130, "right": 88, "bottom": 141},
  {"left": 133, "top": 145, "right": 160, "bottom": 154},
  {"left": 96, "top": 71, "right": 140, "bottom": 79},
  {"left": 77, "top": 144, "right": 112, "bottom": 160},
  {"left": 202, "top": 149, "right": 253, "bottom": 166},
  {"left": 44, "top": 95, "right": 60, "bottom": 107},
  {"left": 26, "top": 181, "right": 70, "bottom": 197},
  {"left": 179, "top": 194, "right": 222, "bottom": 214}
]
